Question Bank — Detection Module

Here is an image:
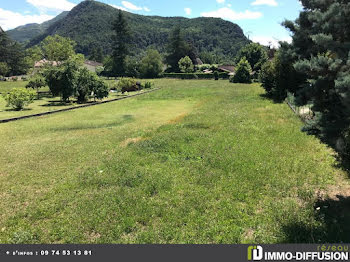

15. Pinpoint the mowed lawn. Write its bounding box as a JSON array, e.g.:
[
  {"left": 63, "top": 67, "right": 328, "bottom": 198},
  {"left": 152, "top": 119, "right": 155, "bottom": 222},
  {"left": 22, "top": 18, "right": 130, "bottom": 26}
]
[{"left": 0, "top": 79, "right": 348, "bottom": 244}]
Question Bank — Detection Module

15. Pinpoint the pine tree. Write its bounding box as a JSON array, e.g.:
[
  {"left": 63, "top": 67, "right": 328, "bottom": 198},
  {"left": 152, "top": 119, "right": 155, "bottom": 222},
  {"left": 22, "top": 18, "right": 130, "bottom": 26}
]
[
  {"left": 230, "top": 57, "right": 252, "bottom": 84},
  {"left": 282, "top": 0, "right": 350, "bottom": 142},
  {"left": 111, "top": 10, "right": 131, "bottom": 76},
  {"left": 165, "top": 26, "right": 194, "bottom": 72}
]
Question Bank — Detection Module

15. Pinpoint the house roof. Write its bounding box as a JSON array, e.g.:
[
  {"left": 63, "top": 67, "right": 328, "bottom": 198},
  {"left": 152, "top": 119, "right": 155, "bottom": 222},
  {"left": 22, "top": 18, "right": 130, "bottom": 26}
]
[
  {"left": 84, "top": 60, "right": 103, "bottom": 67},
  {"left": 34, "top": 59, "right": 60, "bottom": 67},
  {"left": 218, "top": 65, "right": 235, "bottom": 73}
]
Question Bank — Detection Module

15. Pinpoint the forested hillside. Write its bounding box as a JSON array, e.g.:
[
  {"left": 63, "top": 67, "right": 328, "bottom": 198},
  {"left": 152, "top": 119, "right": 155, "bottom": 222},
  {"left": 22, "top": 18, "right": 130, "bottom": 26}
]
[
  {"left": 7, "top": 12, "right": 69, "bottom": 43},
  {"left": 7, "top": 0, "right": 249, "bottom": 61}
]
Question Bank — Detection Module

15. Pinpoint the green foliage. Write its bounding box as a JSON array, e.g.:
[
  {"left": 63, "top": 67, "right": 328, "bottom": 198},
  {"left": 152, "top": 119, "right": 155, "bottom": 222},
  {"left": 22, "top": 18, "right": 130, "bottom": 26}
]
[
  {"left": 76, "top": 68, "right": 94, "bottom": 103},
  {"left": 75, "top": 67, "right": 109, "bottom": 103},
  {"left": 44, "top": 58, "right": 80, "bottom": 102},
  {"left": 260, "top": 60, "right": 276, "bottom": 94},
  {"left": 213, "top": 71, "right": 219, "bottom": 81},
  {"left": 18, "top": 1, "right": 248, "bottom": 64},
  {"left": 230, "top": 57, "right": 252, "bottom": 83},
  {"left": 235, "top": 43, "right": 268, "bottom": 72},
  {"left": 26, "top": 75, "right": 46, "bottom": 98},
  {"left": 0, "top": 29, "right": 29, "bottom": 76},
  {"left": 166, "top": 26, "right": 197, "bottom": 72},
  {"left": 89, "top": 46, "right": 104, "bottom": 63},
  {"left": 0, "top": 62, "right": 9, "bottom": 76},
  {"left": 4, "top": 88, "right": 36, "bottom": 110},
  {"left": 111, "top": 10, "right": 131, "bottom": 76},
  {"left": 41, "top": 35, "right": 76, "bottom": 61},
  {"left": 140, "top": 49, "right": 163, "bottom": 78},
  {"left": 178, "top": 56, "right": 194, "bottom": 73},
  {"left": 279, "top": 0, "right": 350, "bottom": 144},
  {"left": 125, "top": 56, "right": 140, "bottom": 78},
  {"left": 144, "top": 81, "right": 153, "bottom": 89},
  {"left": 92, "top": 78, "right": 109, "bottom": 101},
  {"left": 117, "top": 78, "right": 138, "bottom": 93},
  {"left": 163, "top": 72, "right": 229, "bottom": 79}
]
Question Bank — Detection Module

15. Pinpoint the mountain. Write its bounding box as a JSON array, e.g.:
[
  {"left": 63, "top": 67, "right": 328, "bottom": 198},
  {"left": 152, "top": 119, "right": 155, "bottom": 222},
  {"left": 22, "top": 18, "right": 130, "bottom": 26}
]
[
  {"left": 7, "top": 11, "right": 69, "bottom": 43},
  {"left": 7, "top": 0, "right": 249, "bottom": 61}
]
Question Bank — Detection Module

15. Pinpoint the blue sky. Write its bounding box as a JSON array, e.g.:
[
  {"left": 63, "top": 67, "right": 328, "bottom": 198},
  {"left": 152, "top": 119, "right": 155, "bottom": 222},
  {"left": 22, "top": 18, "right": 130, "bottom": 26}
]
[{"left": 0, "top": 0, "right": 302, "bottom": 47}]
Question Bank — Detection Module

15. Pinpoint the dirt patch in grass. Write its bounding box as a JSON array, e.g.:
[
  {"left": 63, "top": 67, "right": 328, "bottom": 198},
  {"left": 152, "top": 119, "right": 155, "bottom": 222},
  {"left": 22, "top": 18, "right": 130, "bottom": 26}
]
[
  {"left": 120, "top": 137, "right": 147, "bottom": 148},
  {"left": 168, "top": 112, "right": 188, "bottom": 124}
]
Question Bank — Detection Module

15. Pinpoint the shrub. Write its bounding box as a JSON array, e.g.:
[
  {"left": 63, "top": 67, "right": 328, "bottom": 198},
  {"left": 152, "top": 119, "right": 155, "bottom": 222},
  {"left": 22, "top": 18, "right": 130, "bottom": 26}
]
[
  {"left": 4, "top": 88, "right": 36, "bottom": 110},
  {"left": 162, "top": 73, "right": 229, "bottom": 80},
  {"left": 92, "top": 78, "right": 109, "bottom": 101},
  {"left": 117, "top": 78, "right": 138, "bottom": 93},
  {"left": 12, "top": 77, "right": 18, "bottom": 82},
  {"left": 178, "top": 56, "right": 194, "bottom": 73},
  {"left": 144, "top": 81, "right": 153, "bottom": 89},
  {"left": 213, "top": 71, "right": 219, "bottom": 81},
  {"left": 44, "top": 57, "right": 81, "bottom": 102},
  {"left": 76, "top": 68, "right": 109, "bottom": 103},
  {"left": 230, "top": 57, "right": 252, "bottom": 84},
  {"left": 259, "top": 60, "right": 276, "bottom": 94},
  {"left": 140, "top": 49, "right": 163, "bottom": 78},
  {"left": 21, "top": 77, "right": 28, "bottom": 81},
  {"left": 26, "top": 75, "right": 46, "bottom": 98}
]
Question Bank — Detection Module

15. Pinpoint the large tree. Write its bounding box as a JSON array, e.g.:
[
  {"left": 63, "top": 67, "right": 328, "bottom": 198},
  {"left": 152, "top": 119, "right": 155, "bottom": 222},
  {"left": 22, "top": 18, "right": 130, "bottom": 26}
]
[
  {"left": 111, "top": 10, "right": 131, "bottom": 76},
  {"left": 281, "top": 0, "right": 350, "bottom": 143},
  {"left": 41, "top": 35, "right": 76, "bottom": 62},
  {"left": 235, "top": 42, "right": 268, "bottom": 72},
  {"left": 165, "top": 26, "right": 195, "bottom": 72},
  {"left": 0, "top": 27, "right": 28, "bottom": 76}
]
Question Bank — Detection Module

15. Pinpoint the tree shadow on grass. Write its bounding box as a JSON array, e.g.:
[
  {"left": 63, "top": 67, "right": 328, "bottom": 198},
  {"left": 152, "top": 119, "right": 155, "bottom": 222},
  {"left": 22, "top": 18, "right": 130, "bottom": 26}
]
[
  {"left": 282, "top": 195, "right": 350, "bottom": 243},
  {"left": 51, "top": 115, "right": 135, "bottom": 132},
  {"left": 259, "top": 93, "right": 285, "bottom": 104},
  {"left": 4, "top": 108, "right": 33, "bottom": 112}
]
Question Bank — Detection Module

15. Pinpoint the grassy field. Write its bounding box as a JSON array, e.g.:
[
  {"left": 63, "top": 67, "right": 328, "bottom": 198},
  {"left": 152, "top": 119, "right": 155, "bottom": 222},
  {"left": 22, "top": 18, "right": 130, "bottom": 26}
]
[
  {"left": 0, "top": 80, "right": 149, "bottom": 120},
  {"left": 0, "top": 79, "right": 348, "bottom": 244}
]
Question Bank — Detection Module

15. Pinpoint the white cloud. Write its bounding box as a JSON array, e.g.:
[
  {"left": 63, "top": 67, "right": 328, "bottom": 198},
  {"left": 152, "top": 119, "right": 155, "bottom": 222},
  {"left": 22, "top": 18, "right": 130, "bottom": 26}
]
[
  {"left": 26, "top": 0, "right": 76, "bottom": 12},
  {"left": 217, "top": 0, "right": 225, "bottom": 3},
  {"left": 122, "top": 1, "right": 143, "bottom": 11},
  {"left": 251, "top": 0, "right": 278, "bottom": 6},
  {"left": 111, "top": 5, "right": 128, "bottom": 11},
  {"left": 201, "top": 7, "right": 262, "bottom": 20},
  {"left": 184, "top": 8, "right": 192, "bottom": 15},
  {"left": 251, "top": 35, "right": 292, "bottom": 48},
  {"left": 144, "top": 7, "right": 151, "bottom": 12},
  {"left": 0, "top": 8, "right": 54, "bottom": 30}
]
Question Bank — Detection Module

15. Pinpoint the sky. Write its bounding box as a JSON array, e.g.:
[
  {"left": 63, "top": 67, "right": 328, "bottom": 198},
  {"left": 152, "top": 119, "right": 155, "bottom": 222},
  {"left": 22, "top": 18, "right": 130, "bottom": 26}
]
[{"left": 0, "top": 0, "right": 303, "bottom": 47}]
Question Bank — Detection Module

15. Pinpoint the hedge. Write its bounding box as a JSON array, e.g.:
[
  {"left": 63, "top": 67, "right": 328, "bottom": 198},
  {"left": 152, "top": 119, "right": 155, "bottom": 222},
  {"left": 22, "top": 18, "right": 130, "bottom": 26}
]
[{"left": 162, "top": 73, "right": 229, "bottom": 80}]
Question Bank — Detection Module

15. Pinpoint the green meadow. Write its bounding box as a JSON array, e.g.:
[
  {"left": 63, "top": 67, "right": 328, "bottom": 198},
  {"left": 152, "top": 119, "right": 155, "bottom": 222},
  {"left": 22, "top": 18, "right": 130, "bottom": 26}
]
[{"left": 0, "top": 79, "right": 348, "bottom": 243}]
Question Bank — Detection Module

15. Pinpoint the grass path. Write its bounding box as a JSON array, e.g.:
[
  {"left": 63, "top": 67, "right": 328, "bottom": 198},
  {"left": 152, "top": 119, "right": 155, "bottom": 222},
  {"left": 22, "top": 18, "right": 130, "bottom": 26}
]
[{"left": 0, "top": 79, "right": 348, "bottom": 243}]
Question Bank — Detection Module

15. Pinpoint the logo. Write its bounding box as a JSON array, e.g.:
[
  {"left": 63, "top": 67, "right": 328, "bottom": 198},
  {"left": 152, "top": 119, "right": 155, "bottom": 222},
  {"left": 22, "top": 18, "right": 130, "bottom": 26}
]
[{"left": 248, "top": 246, "right": 263, "bottom": 261}]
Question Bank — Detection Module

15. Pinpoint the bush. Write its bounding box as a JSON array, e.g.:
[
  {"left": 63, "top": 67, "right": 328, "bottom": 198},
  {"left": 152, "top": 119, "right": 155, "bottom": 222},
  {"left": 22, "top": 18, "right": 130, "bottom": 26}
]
[
  {"left": 178, "top": 56, "right": 194, "bottom": 73},
  {"left": 76, "top": 68, "right": 109, "bottom": 103},
  {"left": 230, "top": 57, "right": 252, "bottom": 84},
  {"left": 117, "top": 78, "right": 139, "bottom": 93},
  {"left": 21, "top": 77, "right": 28, "bottom": 81},
  {"left": 162, "top": 72, "right": 229, "bottom": 80},
  {"left": 259, "top": 60, "right": 276, "bottom": 94},
  {"left": 144, "top": 81, "right": 153, "bottom": 89},
  {"left": 140, "top": 49, "right": 163, "bottom": 78},
  {"left": 4, "top": 88, "right": 36, "bottom": 110},
  {"left": 213, "top": 71, "right": 219, "bottom": 81},
  {"left": 12, "top": 77, "right": 18, "bottom": 82},
  {"left": 26, "top": 75, "right": 46, "bottom": 98},
  {"left": 92, "top": 78, "right": 109, "bottom": 101}
]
